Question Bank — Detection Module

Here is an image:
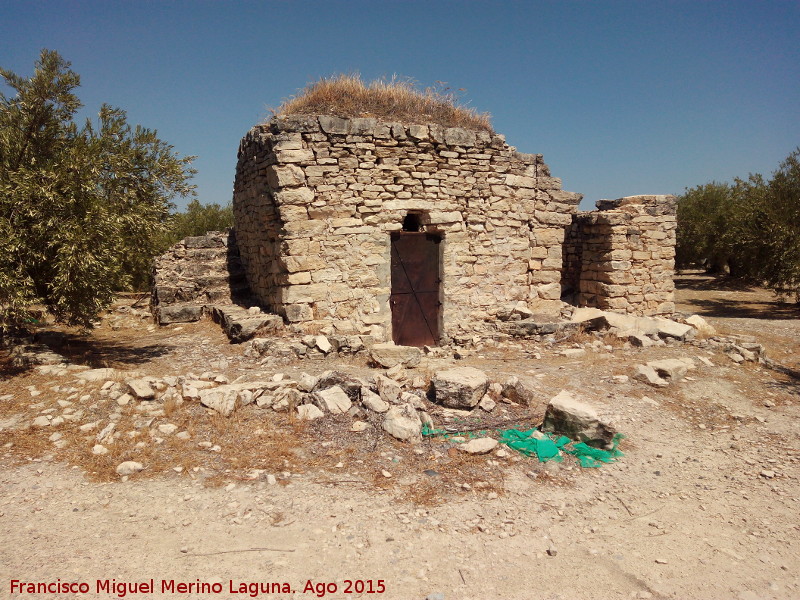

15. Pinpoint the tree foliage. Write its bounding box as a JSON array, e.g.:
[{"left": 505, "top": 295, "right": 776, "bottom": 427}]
[
  {"left": 676, "top": 148, "right": 800, "bottom": 301},
  {"left": 0, "top": 49, "right": 196, "bottom": 332},
  {"left": 163, "top": 199, "right": 233, "bottom": 248}
]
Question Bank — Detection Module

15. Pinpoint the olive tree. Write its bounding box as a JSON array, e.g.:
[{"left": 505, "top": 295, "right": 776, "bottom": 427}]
[{"left": 0, "top": 50, "right": 195, "bottom": 332}]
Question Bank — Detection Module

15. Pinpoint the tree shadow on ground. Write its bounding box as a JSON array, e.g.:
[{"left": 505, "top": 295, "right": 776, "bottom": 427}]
[
  {"left": 52, "top": 335, "right": 174, "bottom": 368},
  {"left": 0, "top": 352, "right": 28, "bottom": 380},
  {"left": 764, "top": 368, "right": 800, "bottom": 396},
  {"left": 1, "top": 331, "right": 174, "bottom": 379},
  {"left": 683, "top": 298, "right": 800, "bottom": 320},
  {"left": 674, "top": 274, "right": 760, "bottom": 292}
]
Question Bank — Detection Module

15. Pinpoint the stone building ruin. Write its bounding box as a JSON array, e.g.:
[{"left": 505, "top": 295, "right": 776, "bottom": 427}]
[{"left": 152, "top": 112, "right": 677, "bottom": 346}]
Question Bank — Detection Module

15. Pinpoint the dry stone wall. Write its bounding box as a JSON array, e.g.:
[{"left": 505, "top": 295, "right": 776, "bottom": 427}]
[
  {"left": 233, "top": 115, "right": 584, "bottom": 342},
  {"left": 151, "top": 230, "right": 250, "bottom": 324},
  {"left": 564, "top": 195, "right": 677, "bottom": 315}
]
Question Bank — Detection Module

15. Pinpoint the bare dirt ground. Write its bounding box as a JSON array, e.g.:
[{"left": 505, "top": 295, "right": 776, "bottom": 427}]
[{"left": 1, "top": 274, "right": 799, "bottom": 600}]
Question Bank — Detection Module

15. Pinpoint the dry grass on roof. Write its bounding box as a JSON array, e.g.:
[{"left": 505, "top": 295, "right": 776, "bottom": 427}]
[{"left": 274, "top": 74, "right": 493, "bottom": 133}]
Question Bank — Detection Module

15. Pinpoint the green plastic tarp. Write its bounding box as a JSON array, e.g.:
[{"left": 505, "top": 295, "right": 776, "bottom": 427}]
[{"left": 423, "top": 424, "right": 625, "bottom": 468}]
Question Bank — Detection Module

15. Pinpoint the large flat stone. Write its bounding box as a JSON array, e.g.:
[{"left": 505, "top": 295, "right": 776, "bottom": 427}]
[
  {"left": 653, "top": 318, "right": 695, "bottom": 341},
  {"left": 369, "top": 343, "right": 422, "bottom": 368},
  {"left": 211, "top": 306, "right": 283, "bottom": 343}
]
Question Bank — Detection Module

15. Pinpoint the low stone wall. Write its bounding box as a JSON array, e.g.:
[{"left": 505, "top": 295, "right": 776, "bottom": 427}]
[
  {"left": 564, "top": 195, "right": 677, "bottom": 315},
  {"left": 150, "top": 230, "right": 251, "bottom": 323}
]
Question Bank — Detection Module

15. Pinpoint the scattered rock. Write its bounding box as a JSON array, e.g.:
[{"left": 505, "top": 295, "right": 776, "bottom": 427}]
[
  {"left": 313, "top": 386, "right": 352, "bottom": 414},
  {"left": 501, "top": 376, "right": 535, "bottom": 406},
  {"left": 633, "top": 364, "right": 668, "bottom": 387},
  {"left": 361, "top": 388, "right": 389, "bottom": 413},
  {"left": 32, "top": 416, "right": 51, "bottom": 427},
  {"left": 375, "top": 375, "right": 402, "bottom": 404},
  {"left": 198, "top": 387, "right": 240, "bottom": 417},
  {"left": 92, "top": 444, "right": 109, "bottom": 455},
  {"left": 559, "top": 348, "right": 586, "bottom": 358},
  {"left": 313, "top": 370, "right": 364, "bottom": 399},
  {"left": 369, "top": 343, "right": 422, "bottom": 368},
  {"left": 625, "top": 332, "right": 655, "bottom": 348},
  {"left": 116, "top": 461, "right": 144, "bottom": 476},
  {"left": 647, "top": 358, "right": 695, "bottom": 382},
  {"left": 96, "top": 422, "right": 115, "bottom": 442},
  {"left": 541, "top": 390, "right": 617, "bottom": 448},
  {"left": 432, "top": 367, "right": 489, "bottom": 409},
  {"left": 297, "top": 404, "right": 324, "bottom": 420},
  {"left": 653, "top": 317, "right": 695, "bottom": 341},
  {"left": 458, "top": 437, "right": 498, "bottom": 454},
  {"left": 76, "top": 368, "right": 120, "bottom": 382},
  {"left": 315, "top": 335, "right": 332, "bottom": 354},
  {"left": 728, "top": 352, "right": 745, "bottom": 364},
  {"left": 297, "top": 372, "right": 317, "bottom": 392},
  {"left": 686, "top": 314, "right": 716, "bottom": 336},
  {"left": 126, "top": 379, "right": 155, "bottom": 400},
  {"left": 116, "top": 393, "right": 133, "bottom": 406},
  {"left": 382, "top": 403, "right": 422, "bottom": 442},
  {"left": 478, "top": 395, "right": 496, "bottom": 412}
]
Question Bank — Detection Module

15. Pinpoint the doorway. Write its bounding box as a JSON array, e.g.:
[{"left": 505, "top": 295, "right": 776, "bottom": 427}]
[{"left": 389, "top": 231, "right": 442, "bottom": 346}]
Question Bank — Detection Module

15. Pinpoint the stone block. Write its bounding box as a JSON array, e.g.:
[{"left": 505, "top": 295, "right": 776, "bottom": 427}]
[
  {"left": 541, "top": 390, "right": 617, "bottom": 448},
  {"left": 158, "top": 305, "right": 203, "bottom": 324},
  {"left": 266, "top": 165, "right": 306, "bottom": 188},
  {"left": 318, "top": 115, "right": 350, "bottom": 134},
  {"left": 444, "top": 127, "right": 476, "bottom": 147},
  {"left": 369, "top": 343, "right": 422, "bottom": 368},
  {"left": 432, "top": 367, "right": 489, "bottom": 409}
]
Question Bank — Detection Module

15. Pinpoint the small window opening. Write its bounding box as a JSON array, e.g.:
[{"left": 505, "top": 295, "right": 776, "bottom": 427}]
[{"left": 402, "top": 213, "right": 422, "bottom": 232}]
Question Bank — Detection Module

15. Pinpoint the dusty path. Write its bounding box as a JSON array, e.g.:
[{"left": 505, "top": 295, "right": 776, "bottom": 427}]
[{"left": 1, "top": 277, "right": 799, "bottom": 600}]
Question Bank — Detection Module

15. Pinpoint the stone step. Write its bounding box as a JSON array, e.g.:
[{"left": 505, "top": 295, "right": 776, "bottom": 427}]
[{"left": 156, "top": 304, "right": 205, "bottom": 324}]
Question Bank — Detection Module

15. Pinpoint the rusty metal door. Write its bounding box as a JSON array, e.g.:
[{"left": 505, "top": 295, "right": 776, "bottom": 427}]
[{"left": 390, "top": 232, "right": 441, "bottom": 346}]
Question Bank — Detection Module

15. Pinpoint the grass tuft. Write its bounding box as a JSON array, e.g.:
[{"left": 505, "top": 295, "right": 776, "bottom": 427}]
[{"left": 274, "top": 74, "right": 493, "bottom": 132}]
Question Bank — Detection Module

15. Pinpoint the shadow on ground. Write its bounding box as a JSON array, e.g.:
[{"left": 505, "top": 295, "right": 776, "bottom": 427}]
[
  {"left": 675, "top": 273, "right": 800, "bottom": 321},
  {"left": 52, "top": 336, "right": 174, "bottom": 368},
  {"left": 674, "top": 274, "right": 760, "bottom": 293},
  {"left": 683, "top": 298, "right": 800, "bottom": 320}
]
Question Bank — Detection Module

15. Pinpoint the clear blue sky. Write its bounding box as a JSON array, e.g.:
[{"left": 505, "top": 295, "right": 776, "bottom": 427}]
[{"left": 2, "top": 0, "right": 798, "bottom": 211}]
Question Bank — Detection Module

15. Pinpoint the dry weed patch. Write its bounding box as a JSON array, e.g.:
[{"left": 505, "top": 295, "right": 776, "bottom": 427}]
[{"left": 276, "top": 74, "right": 492, "bottom": 132}]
